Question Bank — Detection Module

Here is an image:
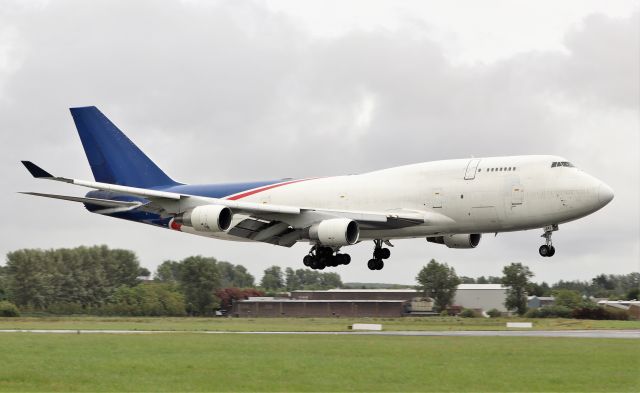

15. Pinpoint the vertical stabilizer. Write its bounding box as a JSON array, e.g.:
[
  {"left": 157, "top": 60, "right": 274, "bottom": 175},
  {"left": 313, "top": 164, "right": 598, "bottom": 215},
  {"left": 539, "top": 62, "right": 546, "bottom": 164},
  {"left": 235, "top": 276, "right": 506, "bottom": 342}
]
[{"left": 70, "top": 106, "right": 178, "bottom": 188}]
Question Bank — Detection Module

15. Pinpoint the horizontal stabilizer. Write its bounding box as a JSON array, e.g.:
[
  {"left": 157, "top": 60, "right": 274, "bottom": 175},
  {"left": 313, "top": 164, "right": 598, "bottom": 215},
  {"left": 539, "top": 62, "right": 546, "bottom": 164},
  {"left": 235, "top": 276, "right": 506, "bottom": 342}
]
[
  {"left": 21, "top": 161, "right": 53, "bottom": 178},
  {"left": 19, "top": 192, "right": 142, "bottom": 209}
]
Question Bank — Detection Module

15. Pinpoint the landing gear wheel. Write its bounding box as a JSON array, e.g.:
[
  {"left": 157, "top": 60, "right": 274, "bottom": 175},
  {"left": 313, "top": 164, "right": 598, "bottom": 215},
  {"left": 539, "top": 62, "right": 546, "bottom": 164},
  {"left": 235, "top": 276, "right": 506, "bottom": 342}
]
[
  {"left": 374, "top": 247, "right": 391, "bottom": 260},
  {"left": 539, "top": 225, "right": 558, "bottom": 258},
  {"left": 303, "top": 255, "right": 313, "bottom": 267},
  {"left": 368, "top": 259, "right": 384, "bottom": 270},
  {"left": 539, "top": 245, "right": 550, "bottom": 257},
  {"left": 547, "top": 246, "right": 556, "bottom": 257},
  {"left": 336, "top": 253, "right": 351, "bottom": 265}
]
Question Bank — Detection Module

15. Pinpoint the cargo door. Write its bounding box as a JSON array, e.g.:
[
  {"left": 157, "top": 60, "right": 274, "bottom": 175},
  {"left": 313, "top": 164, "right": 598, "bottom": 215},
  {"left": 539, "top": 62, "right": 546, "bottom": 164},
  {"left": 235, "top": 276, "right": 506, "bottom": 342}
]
[{"left": 464, "top": 159, "right": 481, "bottom": 180}]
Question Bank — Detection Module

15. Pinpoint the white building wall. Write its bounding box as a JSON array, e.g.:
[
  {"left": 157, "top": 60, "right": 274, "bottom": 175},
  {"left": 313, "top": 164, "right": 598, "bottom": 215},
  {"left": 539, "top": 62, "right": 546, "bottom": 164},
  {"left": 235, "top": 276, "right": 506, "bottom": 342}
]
[{"left": 453, "top": 287, "right": 508, "bottom": 312}]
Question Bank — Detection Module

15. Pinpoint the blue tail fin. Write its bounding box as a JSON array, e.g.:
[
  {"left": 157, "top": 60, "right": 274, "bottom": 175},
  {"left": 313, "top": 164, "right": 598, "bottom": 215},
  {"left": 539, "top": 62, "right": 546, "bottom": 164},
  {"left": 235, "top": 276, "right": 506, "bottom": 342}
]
[{"left": 70, "top": 106, "right": 178, "bottom": 188}]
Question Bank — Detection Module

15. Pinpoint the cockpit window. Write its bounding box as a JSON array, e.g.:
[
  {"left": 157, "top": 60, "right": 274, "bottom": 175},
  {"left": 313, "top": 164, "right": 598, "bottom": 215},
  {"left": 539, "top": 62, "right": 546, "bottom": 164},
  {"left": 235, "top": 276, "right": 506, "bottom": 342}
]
[{"left": 552, "top": 161, "right": 575, "bottom": 168}]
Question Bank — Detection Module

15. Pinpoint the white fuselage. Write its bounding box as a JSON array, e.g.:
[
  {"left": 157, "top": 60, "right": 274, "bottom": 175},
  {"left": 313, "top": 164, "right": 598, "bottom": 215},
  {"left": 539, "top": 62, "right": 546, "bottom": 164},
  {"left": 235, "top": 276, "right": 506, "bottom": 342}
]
[{"left": 202, "top": 155, "right": 612, "bottom": 243}]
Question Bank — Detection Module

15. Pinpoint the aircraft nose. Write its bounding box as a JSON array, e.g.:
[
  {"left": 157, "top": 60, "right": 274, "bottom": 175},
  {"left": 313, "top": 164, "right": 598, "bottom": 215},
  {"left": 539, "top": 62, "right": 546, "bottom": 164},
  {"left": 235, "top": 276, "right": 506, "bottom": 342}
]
[{"left": 598, "top": 182, "right": 614, "bottom": 205}]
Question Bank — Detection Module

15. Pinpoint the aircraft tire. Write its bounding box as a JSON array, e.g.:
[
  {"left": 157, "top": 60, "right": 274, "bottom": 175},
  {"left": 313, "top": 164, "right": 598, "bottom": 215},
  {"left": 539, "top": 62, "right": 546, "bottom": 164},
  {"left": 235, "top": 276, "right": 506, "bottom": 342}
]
[
  {"left": 548, "top": 246, "right": 556, "bottom": 257},
  {"left": 539, "top": 245, "right": 550, "bottom": 257},
  {"left": 380, "top": 248, "right": 391, "bottom": 259},
  {"left": 303, "top": 255, "right": 313, "bottom": 266},
  {"left": 367, "top": 259, "right": 377, "bottom": 270},
  {"left": 376, "top": 259, "right": 384, "bottom": 270},
  {"left": 340, "top": 254, "right": 351, "bottom": 265}
]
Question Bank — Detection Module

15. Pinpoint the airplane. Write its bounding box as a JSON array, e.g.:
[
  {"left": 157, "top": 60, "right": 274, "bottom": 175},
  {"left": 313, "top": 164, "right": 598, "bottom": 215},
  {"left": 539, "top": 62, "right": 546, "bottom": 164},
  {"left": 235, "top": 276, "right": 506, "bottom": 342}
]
[{"left": 21, "top": 106, "right": 614, "bottom": 271}]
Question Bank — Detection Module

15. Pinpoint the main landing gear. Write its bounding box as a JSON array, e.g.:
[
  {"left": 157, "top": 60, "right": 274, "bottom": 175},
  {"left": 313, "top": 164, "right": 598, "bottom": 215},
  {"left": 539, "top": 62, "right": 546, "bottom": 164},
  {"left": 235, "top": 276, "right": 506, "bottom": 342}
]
[
  {"left": 539, "top": 224, "right": 558, "bottom": 257},
  {"left": 303, "top": 245, "right": 351, "bottom": 270},
  {"left": 368, "top": 239, "right": 391, "bottom": 270}
]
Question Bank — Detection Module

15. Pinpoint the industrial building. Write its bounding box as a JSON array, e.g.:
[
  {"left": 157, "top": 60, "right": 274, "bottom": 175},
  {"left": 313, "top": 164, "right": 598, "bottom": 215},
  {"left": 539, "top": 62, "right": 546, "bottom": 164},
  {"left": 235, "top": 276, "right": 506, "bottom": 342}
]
[
  {"left": 232, "top": 297, "right": 407, "bottom": 318},
  {"left": 527, "top": 296, "right": 555, "bottom": 309},
  {"left": 291, "top": 289, "right": 420, "bottom": 301},
  {"left": 232, "top": 285, "right": 508, "bottom": 317}
]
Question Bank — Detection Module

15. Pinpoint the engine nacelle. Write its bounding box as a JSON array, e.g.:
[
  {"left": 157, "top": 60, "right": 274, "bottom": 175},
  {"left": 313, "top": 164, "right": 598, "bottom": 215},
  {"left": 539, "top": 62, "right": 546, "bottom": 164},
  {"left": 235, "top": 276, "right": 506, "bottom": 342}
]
[
  {"left": 175, "top": 205, "right": 232, "bottom": 232},
  {"left": 309, "top": 218, "right": 360, "bottom": 246},
  {"left": 427, "top": 234, "right": 481, "bottom": 249}
]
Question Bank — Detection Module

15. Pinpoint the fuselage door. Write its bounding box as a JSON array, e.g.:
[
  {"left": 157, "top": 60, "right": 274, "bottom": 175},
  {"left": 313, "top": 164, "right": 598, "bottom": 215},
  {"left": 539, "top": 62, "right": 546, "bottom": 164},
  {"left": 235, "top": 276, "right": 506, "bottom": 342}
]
[
  {"left": 464, "top": 159, "right": 481, "bottom": 180},
  {"left": 432, "top": 188, "right": 443, "bottom": 208},
  {"left": 512, "top": 185, "right": 524, "bottom": 205}
]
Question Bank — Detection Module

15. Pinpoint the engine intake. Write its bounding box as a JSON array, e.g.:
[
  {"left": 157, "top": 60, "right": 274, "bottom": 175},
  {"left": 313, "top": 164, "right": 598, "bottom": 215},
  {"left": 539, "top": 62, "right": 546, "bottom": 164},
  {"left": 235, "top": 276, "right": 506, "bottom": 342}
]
[
  {"left": 309, "top": 218, "right": 360, "bottom": 246},
  {"left": 175, "top": 205, "right": 232, "bottom": 232},
  {"left": 427, "top": 234, "right": 481, "bottom": 249}
]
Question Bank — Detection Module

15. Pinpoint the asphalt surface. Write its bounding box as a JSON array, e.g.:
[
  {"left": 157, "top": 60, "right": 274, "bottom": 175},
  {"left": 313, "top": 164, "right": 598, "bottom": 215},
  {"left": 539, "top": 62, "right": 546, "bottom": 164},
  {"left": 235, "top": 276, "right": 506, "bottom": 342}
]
[{"left": 1, "top": 329, "right": 638, "bottom": 339}]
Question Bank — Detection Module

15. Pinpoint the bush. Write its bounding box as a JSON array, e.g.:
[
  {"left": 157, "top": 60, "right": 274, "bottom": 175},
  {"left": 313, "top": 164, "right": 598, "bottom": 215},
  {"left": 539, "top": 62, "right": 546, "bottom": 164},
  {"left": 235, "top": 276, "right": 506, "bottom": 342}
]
[
  {"left": 486, "top": 308, "right": 502, "bottom": 318},
  {"left": 0, "top": 301, "right": 20, "bottom": 317},
  {"left": 97, "top": 283, "right": 187, "bottom": 316},
  {"left": 47, "top": 302, "right": 85, "bottom": 315},
  {"left": 524, "top": 305, "right": 573, "bottom": 318},
  {"left": 459, "top": 308, "right": 475, "bottom": 318},
  {"left": 572, "top": 306, "right": 629, "bottom": 321}
]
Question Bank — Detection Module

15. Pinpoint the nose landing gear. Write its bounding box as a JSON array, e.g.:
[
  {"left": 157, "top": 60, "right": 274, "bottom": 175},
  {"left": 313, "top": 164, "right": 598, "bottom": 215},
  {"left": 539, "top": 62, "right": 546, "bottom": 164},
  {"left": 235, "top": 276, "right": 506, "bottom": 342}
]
[
  {"left": 303, "top": 245, "right": 351, "bottom": 270},
  {"left": 368, "top": 239, "right": 391, "bottom": 270},
  {"left": 539, "top": 225, "right": 558, "bottom": 257}
]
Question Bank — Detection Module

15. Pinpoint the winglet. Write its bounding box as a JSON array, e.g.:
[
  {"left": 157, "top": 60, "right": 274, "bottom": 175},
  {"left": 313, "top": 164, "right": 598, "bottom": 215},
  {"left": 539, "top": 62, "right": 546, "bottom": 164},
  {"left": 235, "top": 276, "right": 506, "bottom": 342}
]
[{"left": 21, "top": 161, "right": 54, "bottom": 178}]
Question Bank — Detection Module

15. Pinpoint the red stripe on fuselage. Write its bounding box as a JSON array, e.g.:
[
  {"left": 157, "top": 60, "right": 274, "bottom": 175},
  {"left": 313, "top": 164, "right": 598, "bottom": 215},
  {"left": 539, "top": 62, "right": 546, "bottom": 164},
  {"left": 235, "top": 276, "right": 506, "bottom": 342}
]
[{"left": 226, "top": 178, "right": 315, "bottom": 200}]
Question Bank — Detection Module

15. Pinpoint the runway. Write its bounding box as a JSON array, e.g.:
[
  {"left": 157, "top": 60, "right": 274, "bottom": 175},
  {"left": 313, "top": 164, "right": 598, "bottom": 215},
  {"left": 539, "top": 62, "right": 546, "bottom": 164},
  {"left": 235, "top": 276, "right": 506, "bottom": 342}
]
[{"left": 1, "top": 329, "right": 638, "bottom": 339}]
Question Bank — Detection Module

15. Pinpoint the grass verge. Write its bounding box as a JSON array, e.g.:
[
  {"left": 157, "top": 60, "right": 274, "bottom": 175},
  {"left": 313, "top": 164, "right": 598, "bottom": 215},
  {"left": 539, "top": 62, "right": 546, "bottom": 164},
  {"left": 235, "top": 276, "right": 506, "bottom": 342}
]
[
  {"left": 1, "top": 315, "right": 639, "bottom": 332},
  {"left": 0, "top": 333, "right": 638, "bottom": 392}
]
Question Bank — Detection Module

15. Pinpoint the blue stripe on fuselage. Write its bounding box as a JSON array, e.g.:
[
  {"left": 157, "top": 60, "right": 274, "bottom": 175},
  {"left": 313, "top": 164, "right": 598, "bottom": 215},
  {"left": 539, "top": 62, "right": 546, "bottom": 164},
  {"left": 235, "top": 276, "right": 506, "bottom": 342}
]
[{"left": 84, "top": 179, "right": 289, "bottom": 228}]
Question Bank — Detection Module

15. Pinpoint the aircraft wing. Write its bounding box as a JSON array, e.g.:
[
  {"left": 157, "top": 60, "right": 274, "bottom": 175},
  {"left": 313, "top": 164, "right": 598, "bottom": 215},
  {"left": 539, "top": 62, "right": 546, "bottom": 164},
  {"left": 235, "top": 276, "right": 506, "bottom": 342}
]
[{"left": 21, "top": 161, "right": 444, "bottom": 246}]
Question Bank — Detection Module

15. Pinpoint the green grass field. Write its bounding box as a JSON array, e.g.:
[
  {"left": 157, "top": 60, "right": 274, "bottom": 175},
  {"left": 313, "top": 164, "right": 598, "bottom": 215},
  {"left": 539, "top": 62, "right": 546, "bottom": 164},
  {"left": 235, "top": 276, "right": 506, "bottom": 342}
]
[
  {"left": 1, "top": 333, "right": 638, "bottom": 392},
  {"left": 1, "top": 315, "right": 639, "bottom": 332}
]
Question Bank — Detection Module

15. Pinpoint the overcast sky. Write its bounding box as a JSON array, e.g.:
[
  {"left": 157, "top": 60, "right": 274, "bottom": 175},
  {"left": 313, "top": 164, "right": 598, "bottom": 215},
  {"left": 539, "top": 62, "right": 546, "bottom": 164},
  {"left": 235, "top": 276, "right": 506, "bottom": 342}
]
[{"left": 1, "top": 0, "right": 638, "bottom": 285}]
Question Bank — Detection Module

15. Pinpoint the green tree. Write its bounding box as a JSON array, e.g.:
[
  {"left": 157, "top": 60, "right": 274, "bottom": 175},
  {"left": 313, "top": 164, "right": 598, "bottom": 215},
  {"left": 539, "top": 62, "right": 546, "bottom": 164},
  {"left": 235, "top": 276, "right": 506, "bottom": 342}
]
[
  {"left": 527, "top": 281, "right": 551, "bottom": 297},
  {"left": 217, "top": 262, "right": 255, "bottom": 288},
  {"left": 626, "top": 287, "right": 640, "bottom": 301},
  {"left": 101, "top": 283, "right": 186, "bottom": 316},
  {"left": 178, "top": 256, "right": 221, "bottom": 316},
  {"left": 552, "top": 289, "right": 586, "bottom": 309},
  {"left": 260, "top": 266, "right": 284, "bottom": 291},
  {"left": 415, "top": 259, "right": 461, "bottom": 312},
  {"left": 5, "top": 246, "right": 141, "bottom": 310},
  {"left": 501, "top": 263, "right": 533, "bottom": 315},
  {"left": 285, "top": 267, "right": 301, "bottom": 291},
  {"left": 0, "top": 265, "right": 9, "bottom": 301},
  {"left": 155, "top": 260, "right": 182, "bottom": 282},
  {"left": 319, "top": 272, "right": 342, "bottom": 289}
]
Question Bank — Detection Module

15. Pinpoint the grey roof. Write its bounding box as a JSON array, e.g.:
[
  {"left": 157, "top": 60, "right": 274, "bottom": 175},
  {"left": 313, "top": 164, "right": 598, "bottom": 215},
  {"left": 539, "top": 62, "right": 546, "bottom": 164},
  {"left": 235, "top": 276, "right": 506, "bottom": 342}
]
[{"left": 239, "top": 298, "right": 407, "bottom": 303}]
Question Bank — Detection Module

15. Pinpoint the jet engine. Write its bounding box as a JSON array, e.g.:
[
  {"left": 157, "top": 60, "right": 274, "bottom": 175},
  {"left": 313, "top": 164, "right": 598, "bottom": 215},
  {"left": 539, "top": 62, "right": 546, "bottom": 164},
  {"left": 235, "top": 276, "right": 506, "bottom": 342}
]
[
  {"left": 174, "top": 205, "right": 232, "bottom": 232},
  {"left": 309, "top": 218, "right": 360, "bottom": 246},
  {"left": 427, "top": 234, "right": 481, "bottom": 249}
]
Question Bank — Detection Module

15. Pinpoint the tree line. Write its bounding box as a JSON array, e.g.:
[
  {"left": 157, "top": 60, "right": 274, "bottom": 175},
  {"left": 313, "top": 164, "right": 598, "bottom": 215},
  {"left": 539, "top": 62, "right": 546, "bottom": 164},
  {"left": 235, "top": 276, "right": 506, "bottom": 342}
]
[
  {"left": 0, "top": 246, "right": 345, "bottom": 317},
  {"left": 416, "top": 258, "right": 639, "bottom": 318}
]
